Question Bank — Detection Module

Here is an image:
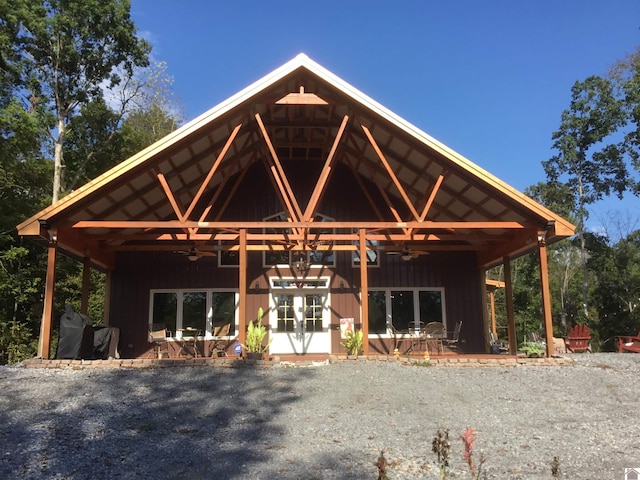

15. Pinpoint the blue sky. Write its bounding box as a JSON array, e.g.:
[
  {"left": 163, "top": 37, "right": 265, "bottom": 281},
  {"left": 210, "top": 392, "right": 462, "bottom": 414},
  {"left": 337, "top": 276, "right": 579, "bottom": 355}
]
[{"left": 130, "top": 0, "right": 640, "bottom": 235}]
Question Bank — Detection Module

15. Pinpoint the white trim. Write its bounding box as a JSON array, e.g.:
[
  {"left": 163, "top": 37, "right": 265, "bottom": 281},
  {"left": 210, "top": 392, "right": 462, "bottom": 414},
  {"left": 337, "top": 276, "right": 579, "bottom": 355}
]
[
  {"left": 366, "top": 287, "right": 447, "bottom": 338},
  {"left": 149, "top": 288, "right": 238, "bottom": 339}
]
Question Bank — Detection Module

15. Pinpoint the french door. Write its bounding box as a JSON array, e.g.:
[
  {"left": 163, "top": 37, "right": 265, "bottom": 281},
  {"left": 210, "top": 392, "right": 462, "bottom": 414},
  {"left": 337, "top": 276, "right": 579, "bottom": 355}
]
[{"left": 269, "top": 288, "right": 331, "bottom": 354}]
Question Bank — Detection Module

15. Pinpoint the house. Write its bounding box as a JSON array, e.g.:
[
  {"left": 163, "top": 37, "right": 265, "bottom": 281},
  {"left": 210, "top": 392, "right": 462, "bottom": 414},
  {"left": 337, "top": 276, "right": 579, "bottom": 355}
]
[{"left": 17, "top": 54, "right": 575, "bottom": 360}]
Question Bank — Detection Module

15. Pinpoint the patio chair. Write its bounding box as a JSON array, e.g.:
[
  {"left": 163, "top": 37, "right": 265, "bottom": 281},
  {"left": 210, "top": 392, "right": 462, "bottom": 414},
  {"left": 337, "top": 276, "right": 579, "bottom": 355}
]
[
  {"left": 148, "top": 323, "right": 171, "bottom": 358},
  {"left": 210, "top": 323, "right": 231, "bottom": 357},
  {"left": 489, "top": 331, "right": 508, "bottom": 354},
  {"left": 443, "top": 321, "right": 463, "bottom": 351},
  {"left": 616, "top": 331, "right": 640, "bottom": 353},
  {"left": 563, "top": 324, "right": 591, "bottom": 353},
  {"left": 421, "top": 322, "right": 445, "bottom": 354}
]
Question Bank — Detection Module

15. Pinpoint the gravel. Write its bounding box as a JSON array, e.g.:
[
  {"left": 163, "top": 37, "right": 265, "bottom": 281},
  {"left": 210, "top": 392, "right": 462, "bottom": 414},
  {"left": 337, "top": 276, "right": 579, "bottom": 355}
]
[{"left": 0, "top": 354, "right": 638, "bottom": 479}]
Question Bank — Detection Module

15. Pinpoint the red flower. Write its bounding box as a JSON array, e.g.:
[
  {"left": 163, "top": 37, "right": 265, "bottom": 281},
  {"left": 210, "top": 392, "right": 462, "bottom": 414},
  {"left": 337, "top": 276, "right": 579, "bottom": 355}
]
[{"left": 460, "top": 427, "right": 476, "bottom": 469}]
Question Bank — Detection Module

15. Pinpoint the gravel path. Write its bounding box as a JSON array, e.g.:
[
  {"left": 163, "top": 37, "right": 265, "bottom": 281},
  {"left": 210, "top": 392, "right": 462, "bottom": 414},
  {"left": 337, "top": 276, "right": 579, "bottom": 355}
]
[{"left": 0, "top": 354, "right": 638, "bottom": 479}]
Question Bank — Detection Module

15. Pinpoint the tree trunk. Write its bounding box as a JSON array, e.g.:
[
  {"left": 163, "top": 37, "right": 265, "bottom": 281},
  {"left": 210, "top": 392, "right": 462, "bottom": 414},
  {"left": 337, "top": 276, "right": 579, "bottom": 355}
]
[{"left": 52, "top": 118, "right": 66, "bottom": 204}]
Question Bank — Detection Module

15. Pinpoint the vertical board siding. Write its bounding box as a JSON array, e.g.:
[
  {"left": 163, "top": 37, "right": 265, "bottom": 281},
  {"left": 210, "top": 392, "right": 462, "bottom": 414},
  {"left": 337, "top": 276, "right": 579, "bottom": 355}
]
[{"left": 109, "top": 162, "right": 487, "bottom": 356}]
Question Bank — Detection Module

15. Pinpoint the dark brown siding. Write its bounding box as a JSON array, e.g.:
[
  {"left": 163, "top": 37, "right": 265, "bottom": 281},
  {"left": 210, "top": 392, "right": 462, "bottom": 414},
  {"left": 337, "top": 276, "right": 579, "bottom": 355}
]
[{"left": 109, "top": 161, "right": 486, "bottom": 356}]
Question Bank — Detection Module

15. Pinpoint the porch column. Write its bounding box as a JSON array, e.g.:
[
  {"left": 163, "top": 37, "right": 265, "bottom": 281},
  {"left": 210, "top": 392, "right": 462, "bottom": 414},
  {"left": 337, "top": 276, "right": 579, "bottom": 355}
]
[
  {"left": 238, "top": 228, "right": 247, "bottom": 349},
  {"left": 38, "top": 234, "right": 58, "bottom": 359},
  {"left": 537, "top": 234, "right": 554, "bottom": 357},
  {"left": 80, "top": 254, "right": 91, "bottom": 315},
  {"left": 480, "top": 270, "right": 490, "bottom": 352},
  {"left": 359, "top": 228, "right": 369, "bottom": 355},
  {"left": 489, "top": 289, "right": 498, "bottom": 338},
  {"left": 503, "top": 256, "right": 517, "bottom": 354},
  {"left": 103, "top": 269, "right": 112, "bottom": 325}
]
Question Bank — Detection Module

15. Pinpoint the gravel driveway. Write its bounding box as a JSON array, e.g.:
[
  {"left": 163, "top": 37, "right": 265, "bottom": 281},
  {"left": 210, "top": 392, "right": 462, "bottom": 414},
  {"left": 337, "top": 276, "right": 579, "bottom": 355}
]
[{"left": 1, "top": 354, "right": 638, "bottom": 479}]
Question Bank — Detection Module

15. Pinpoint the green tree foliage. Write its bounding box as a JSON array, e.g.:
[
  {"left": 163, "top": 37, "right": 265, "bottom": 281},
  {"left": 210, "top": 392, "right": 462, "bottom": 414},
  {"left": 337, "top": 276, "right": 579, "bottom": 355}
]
[
  {"left": 589, "top": 229, "right": 640, "bottom": 350},
  {"left": 8, "top": 0, "right": 151, "bottom": 202},
  {"left": 609, "top": 47, "right": 640, "bottom": 191},
  {"left": 543, "top": 76, "right": 628, "bottom": 319},
  {"left": 0, "top": 1, "right": 184, "bottom": 363}
]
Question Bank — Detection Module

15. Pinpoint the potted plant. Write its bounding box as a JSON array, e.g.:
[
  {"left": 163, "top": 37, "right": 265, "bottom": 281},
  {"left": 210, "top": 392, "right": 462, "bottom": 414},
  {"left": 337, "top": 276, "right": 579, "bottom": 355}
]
[
  {"left": 243, "top": 307, "right": 270, "bottom": 359},
  {"left": 341, "top": 328, "right": 363, "bottom": 358}
]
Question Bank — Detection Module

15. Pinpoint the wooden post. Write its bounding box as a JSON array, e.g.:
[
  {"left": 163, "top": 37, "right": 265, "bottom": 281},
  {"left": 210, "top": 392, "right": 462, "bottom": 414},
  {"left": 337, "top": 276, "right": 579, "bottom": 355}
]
[
  {"left": 103, "top": 269, "right": 112, "bottom": 325},
  {"left": 503, "top": 256, "right": 517, "bottom": 355},
  {"left": 537, "top": 234, "right": 555, "bottom": 357},
  {"left": 80, "top": 255, "right": 91, "bottom": 315},
  {"left": 359, "top": 229, "right": 369, "bottom": 355},
  {"left": 489, "top": 290, "right": 498, "bottom": 338},
  {"left": 238, "top": 228, "right": 247, "bottom": 349},
  {"left": 38, "top": 235, "right": 57, "bottom": 359}
]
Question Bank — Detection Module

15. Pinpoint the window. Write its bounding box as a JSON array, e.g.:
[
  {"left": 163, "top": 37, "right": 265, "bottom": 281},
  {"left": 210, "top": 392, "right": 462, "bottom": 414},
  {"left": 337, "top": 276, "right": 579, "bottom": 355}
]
[
  {"left": 263, "top": 212, "right": 335, "bottom": 267},
  {"left": 151, "top": 292, "right": 177, "bottom": 335},
  {"left": 353, "top": 238, "right": 380, "bottom": 266},
  {"left": 218, "top": 240, "right": 239, "bottom": 267},
  {"left": 149, "top": 290, "right": 237, "bottom": 338},
  {"left": 367, "top": 288, "right": 445, "bottom": 335}
]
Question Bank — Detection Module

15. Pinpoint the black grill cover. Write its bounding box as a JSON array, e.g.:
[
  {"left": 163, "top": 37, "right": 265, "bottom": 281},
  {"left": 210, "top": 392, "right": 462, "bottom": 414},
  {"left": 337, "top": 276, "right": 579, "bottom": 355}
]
[{"left": 56, "top": 304, "right": 93, "bottom": 359}]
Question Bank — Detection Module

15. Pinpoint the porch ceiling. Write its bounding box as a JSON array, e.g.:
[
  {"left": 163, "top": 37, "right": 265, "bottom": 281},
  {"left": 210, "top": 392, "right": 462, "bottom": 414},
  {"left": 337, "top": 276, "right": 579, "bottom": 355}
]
[{"left": 17, "top": 54, "right": 574, "bottom": 269}]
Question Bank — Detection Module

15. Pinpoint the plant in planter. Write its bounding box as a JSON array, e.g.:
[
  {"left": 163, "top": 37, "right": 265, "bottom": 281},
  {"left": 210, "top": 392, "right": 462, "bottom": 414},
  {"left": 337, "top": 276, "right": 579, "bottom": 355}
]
[
  {"left": 243, "top": 307, "right": 270, "bottom": 359},
  {"left": 341, "top": 328, "right": 363, "bottom": 357},
  {"left": 519, "top": 341, "right": 546, "bottom": 358}
]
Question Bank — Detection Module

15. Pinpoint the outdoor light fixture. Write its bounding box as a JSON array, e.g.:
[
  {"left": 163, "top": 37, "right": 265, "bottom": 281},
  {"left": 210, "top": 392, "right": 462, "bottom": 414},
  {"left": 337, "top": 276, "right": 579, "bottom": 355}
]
[
  {"left": 188, "top": 253, "right": 199, "bottom": 262},
  {"left": 294, "top": 253, "right": 309, "bottom": 272},
  {"left": 401, "top": 253, "right": 413, "bottom": 261},
  {"left": 339, "top": 280, "right": 345, "bottom": 289},
  {"left": 254, "top": 280, "right": 260, "bottom": 289}
]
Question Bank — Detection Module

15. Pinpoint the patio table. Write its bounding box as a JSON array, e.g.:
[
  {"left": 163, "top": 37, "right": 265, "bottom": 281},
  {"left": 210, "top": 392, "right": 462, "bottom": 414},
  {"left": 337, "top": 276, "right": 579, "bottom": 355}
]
[{"left": 177, "top": 327, "right": 200, "bottom": 357}]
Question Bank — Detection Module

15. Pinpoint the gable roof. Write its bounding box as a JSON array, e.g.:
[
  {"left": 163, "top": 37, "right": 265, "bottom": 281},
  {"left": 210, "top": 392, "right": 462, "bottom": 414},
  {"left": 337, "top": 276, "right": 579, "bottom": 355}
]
[{"left": 17, "top": 53, "right": 574, "bottom": 269}]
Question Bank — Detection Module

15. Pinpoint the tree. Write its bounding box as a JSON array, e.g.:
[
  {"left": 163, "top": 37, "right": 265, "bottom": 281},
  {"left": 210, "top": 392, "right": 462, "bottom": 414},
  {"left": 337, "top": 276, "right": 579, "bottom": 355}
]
[
  {"left": 609, "top": 47, "right": 640, "bottom": 193},
  {"left": 11, "top": 0, "right": 150, "bottom": 202},
  {"left": 543, "top": 76, "right": 628, "bottom": 319}
]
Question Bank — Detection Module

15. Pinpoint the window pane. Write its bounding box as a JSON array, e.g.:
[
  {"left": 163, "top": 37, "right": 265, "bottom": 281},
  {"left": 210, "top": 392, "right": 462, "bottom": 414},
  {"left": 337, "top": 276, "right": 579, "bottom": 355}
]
[
  {"left": 276, "top": 294, "right": 296, "bottom": 332},
  {"left": 391, "top": 291, "right": 414, "bottom": 331},
  {"left": 183, "top": 292, "right": 206, "bottom": 333},
  {"left": 368, "top": 290, "right": 387, "bottom": 334},
  {"left": 210, "top": 292, "right": 236, "bottom": 336},
  {"left": 353, "top": 239, "right": 379, "bottom": 266},
  {"left": 304, "top": 294, "right": 324, "bottom": 332},
  {"left": 152, "top": 292, "right": 177, "bottom": 335},
  {"left": 265, "top": 250, "right": 291, "bottom": 266},
  {"left": 308, "top": 249, "right": 334, "bottom": 266},
  {"left": 419, "top": 291, "right": 443, "bottom": 324},
  {"left": 219, "top": 241, "right": 239, "bottom": 266}
]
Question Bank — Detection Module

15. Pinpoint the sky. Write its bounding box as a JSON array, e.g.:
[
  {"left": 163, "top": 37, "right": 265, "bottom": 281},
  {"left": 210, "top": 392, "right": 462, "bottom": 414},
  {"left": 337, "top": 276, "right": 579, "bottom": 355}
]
[{"left": 130, "top": 0, "right": 640, "bottom": 236}]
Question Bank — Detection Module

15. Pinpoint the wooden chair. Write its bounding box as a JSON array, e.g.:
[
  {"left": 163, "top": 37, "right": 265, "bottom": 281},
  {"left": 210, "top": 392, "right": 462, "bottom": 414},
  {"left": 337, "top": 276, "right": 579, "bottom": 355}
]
[
  {"left": 563, "top": 324, "right": 591, "bottom": 353},
  {"left": 148, "top": 323, "right": 171, "bottom": 358},
  {"left": 616, "top": 332, "right": 640, "bottom": 353}
]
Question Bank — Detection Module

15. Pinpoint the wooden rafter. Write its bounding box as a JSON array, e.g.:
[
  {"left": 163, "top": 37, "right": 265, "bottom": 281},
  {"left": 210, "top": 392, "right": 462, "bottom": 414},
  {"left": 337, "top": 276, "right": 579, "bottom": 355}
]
[
  {"left": 361, "top": 124, "right": 420, "bottom": 221},
  {"left": 255, "top": 113, "right": 303, "bottom": 222},
  {"left": 303, "top": 114, "right": 349, "bottom": 221},
  {"left": 183, "top": 123, "right": 242, "bottom": 221}
]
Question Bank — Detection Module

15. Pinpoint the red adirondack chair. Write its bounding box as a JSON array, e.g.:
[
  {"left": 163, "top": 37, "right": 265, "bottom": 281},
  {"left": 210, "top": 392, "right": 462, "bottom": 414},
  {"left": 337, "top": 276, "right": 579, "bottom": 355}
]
[
  {"left": 616, "top": 332, "right": 640, "bottom": 353},
  {"left": 563, "top": 324, "right": 591, "bottom": 353}
]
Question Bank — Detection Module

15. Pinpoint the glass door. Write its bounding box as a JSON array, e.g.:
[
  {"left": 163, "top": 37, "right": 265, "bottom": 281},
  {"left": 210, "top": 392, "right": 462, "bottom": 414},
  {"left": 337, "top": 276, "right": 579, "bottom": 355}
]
[{"left": 269, "top": 289, "right": 330, "bottom": 354}]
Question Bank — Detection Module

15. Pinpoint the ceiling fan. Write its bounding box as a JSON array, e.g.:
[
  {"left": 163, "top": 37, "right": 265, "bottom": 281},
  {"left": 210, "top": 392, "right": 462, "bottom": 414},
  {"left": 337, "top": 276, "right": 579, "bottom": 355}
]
[
  {"left": 385, "top": 244, "right": 429, "bottom": 261},
  {"left": 174, "top": 245, "right": 217, "bottom": 262}
]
